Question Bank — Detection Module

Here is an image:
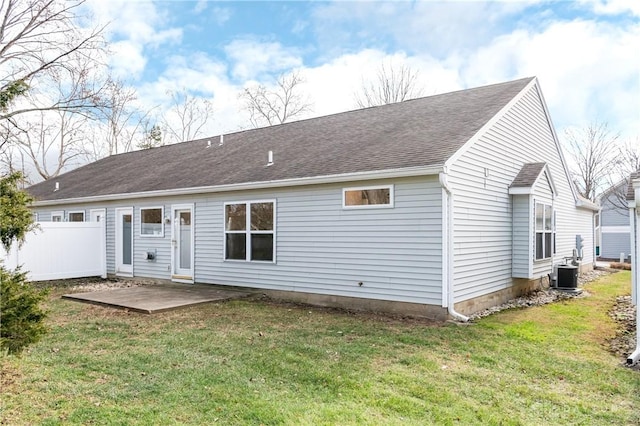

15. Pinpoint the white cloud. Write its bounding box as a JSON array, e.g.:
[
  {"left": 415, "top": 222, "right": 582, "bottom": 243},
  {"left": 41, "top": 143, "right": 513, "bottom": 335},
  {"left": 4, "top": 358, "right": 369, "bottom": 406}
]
[
  {"left": 194, "top": 0, "right": 208, "bottom": 14},
  {"left": 211, "top": 7, "right": 232, "bottom": 26},
  {"left": 224, "top": 38, "right": 303, "bottom": 81},
  {"left": 580, "top": 0, "right": 640, "bottom": 17},
  {"left": 310, "top": 1, "right": 535, "bottom": 59},
  {"left": 462, "top": 19, "right": 640, "bottom": 139},
  {"left": 84, "top": 0, "right": 182, "bottom": 78},
  {"left": 108, "top": 41, "right": 148, "bottom": 78}
]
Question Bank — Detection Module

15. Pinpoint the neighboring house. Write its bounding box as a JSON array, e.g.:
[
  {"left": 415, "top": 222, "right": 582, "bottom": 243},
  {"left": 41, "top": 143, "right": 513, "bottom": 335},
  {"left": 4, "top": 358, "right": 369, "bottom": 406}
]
[
  {"left": 27, "top": 77, "right": 598, "bottom": 320},
  {"left": 597, "top": 181, "right": 631, "bottom": 261}
]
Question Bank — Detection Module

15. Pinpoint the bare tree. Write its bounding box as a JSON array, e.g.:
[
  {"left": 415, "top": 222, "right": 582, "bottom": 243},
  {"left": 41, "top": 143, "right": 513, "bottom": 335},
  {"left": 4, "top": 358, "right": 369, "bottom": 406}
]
[
  {"left": 240, "top": 70, "right": 312, "bottom": 128},
  {"left": 564, "top": 121, "right": 619, "bottom": 201},
  {"left": 603, "top": 137, "right": 640, "bottom": 211},
  {"left": 161, "top": 89, "right": 213, "bottom": 143},
  {"left": 354, "top": 61, "right": 424, "bottom": 108},
  {"left": 8, "top": 109, "right": 88, "bottom": 180},
  {"left": 83, "top": 78, "right": 153, "bottom": 160},
  {"left": 0, "top": 0, "right": 108, "bottom": 129}
]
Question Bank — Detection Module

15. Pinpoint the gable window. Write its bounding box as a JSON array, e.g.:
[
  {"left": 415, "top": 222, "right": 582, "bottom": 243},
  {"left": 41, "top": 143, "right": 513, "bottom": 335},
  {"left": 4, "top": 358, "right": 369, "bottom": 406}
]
[
  {"left": 535, "top": 202, "right": 554, "bottom": 260},
  {"left": 68, "top": 211, "right": 85, "bottom": 222},
  {"left": 225, "top": 201, "right": 275, "bottom": 262},
  {"left": 51, "top": 211, "right": 63, "bottom": 222},
  {"left": 140, "top": 207, "right": 164, "bottom": 237},
  {"left": 343, "top": 185, "right": 393, "bottom": 208}
]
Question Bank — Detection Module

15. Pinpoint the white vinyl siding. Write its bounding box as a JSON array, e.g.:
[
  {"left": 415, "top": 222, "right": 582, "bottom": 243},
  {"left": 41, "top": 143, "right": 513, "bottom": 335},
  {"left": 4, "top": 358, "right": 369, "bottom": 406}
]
[
  {"left": 196, "top": 177, "right": 443, "bottom": 305},
  {"left": 31, "top": 177, "right": 443, "bottom": 306},
  {"left": 599, "top": 188, "right": 631, "bottom": 259},
  {"left": 511, "top": 195, "right": 531, "bottom": 278},
  {"left": 448, "top": 84, "right": 594, "bottom": 302}
]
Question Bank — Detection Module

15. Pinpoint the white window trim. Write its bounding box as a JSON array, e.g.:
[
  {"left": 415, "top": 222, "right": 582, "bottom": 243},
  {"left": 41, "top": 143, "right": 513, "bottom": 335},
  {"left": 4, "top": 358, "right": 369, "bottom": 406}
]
[
  {"left": 342, "top": 184, "right": 394, "bottom": 209},
  {"left": 223, "top": 199, "right": 276, "bottom": 263},
  {"left": 51, "top": 210, "right": 64, "bottom": 222},
  {"left": 67, "top": 210, "right": 85, "bottom": 222},
  {"left": 534, "top": 202, "right": 555, "bottom": 261},
  {"left": 32, "top": 212, "right": 38, "bottom": 222},
  {"left": 140, "top": 206, "right": 164, "bottom": 238},
  {"left": 89, "top": 208, "right": 106, "bottom": 223}
]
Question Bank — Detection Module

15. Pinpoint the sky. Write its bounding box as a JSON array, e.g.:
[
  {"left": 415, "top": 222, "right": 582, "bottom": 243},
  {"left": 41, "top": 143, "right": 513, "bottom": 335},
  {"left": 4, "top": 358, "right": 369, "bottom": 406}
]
[{"left": 82, "top": 0, "right": 639, "bottom": 144}]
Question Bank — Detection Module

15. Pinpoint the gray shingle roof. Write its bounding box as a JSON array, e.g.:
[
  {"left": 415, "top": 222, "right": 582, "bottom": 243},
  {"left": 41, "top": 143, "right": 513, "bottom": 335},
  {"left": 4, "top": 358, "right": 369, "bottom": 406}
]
[
  {"left": 27, "top": 77, "right": 533, "bottom": 202},
  {"left": 509, "top": 162, "right": 547, "bottom": 188}
]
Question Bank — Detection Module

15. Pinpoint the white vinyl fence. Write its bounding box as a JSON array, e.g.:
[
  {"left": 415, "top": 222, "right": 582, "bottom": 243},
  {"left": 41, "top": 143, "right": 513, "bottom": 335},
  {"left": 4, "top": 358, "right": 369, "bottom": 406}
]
[{"left": 2, "top": 222, "right": 106, "bottom": 281}]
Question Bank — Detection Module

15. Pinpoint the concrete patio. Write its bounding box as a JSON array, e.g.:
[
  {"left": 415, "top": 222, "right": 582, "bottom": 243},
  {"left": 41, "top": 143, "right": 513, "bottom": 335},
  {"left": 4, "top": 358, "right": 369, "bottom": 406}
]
[{"left": 62, "top": 283, "right": 250, "bottom": 314}]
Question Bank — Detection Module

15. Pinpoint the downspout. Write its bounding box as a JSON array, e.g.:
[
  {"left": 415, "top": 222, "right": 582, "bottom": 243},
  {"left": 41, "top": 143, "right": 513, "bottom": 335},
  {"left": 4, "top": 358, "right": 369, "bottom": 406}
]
[
  {"left": 627, "top": 200, "right": 640, "bottom": 365},
  {"left": 439, "top": 171, "right": 469, "bottom": 322}
]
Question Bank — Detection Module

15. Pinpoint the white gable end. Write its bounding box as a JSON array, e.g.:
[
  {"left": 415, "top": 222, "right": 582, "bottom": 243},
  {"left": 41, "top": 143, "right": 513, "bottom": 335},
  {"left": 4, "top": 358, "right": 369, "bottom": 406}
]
[{"left": 445, "top": 81, "right": 595, "bottom": 302}]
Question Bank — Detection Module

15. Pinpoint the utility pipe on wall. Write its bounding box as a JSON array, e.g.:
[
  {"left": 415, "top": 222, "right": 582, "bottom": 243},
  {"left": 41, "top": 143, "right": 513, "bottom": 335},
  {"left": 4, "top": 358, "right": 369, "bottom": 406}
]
[
  {"left": 439, "top": 171, "right": 469, "bottom": 322},
  {"left": 627, "top": 203, "right": 640, "bottom": 365}
]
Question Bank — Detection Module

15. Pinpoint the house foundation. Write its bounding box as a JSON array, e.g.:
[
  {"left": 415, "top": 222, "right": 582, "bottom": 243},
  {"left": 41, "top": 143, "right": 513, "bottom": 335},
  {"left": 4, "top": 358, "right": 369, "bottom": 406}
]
[{"left": 253, "top": 289, "right": 450, "bottom": 321}]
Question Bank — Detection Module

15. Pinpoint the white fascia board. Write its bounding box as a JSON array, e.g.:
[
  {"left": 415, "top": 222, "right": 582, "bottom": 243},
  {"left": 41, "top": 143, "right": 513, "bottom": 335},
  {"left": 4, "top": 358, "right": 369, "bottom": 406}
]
[
  {"left": 576, "top": 198, "right": 600, "bottom": 211},
  {"left": 32, "top": 164, "right": 444, "bottom": 207},
  {"left": 508, "top": 187, "right": 533, "bottom": 195}
]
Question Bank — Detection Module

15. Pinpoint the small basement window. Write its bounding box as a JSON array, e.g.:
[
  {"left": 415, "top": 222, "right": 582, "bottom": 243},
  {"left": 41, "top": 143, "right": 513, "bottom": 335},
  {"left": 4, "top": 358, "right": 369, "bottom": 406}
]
[
  {"left": 140, "top": 207, "right": 163, "bottom": 237},
  {"left": 51, "top": 211, "right": 63, "bottom": 222},
  {"left": 343, "top": 185, "right": 393, "bottom": 208},
  {"left": 68, "top": 211, "right": 85, "bottom": 222}
]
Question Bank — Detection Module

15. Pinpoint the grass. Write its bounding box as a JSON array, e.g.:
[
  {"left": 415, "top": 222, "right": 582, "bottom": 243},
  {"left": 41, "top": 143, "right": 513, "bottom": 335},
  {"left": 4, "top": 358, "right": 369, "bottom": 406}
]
[{"left": 2, "top": 271, "right": 638, "bottom": 425}]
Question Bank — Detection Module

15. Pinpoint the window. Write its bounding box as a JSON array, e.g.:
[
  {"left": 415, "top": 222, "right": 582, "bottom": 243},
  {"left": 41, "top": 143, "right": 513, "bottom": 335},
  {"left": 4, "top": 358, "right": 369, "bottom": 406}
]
[
  {"left": 343, "top": 185, "right": 393, "bottom": 208},
  {"left": 140, "top": 207, "right": 163, "bottom": 237},
  {"left": 224, "top": 201, "right": 275, "bottom": 262},
  {"left": 68, "top": 211, "right": 85, "bottom": 222},
  {"left": 32, "top": 212, "right": 38, "bottom": 222},
  {"left": 51, "top": 211, "right": 63, "bottom": 222},
  {"left": 535, "top": 202, "right": 554, "bottom": 260}
]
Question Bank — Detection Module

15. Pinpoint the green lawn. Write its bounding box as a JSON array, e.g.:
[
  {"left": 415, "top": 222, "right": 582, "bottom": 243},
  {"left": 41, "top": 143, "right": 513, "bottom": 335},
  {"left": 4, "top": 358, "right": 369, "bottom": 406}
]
[{"left": 2, "top": 272, "right": 638, "bottom": 425}]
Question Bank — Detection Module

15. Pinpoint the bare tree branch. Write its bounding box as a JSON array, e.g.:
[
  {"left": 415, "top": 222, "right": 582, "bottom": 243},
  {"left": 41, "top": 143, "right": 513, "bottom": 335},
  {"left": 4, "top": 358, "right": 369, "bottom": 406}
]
[
  {"left": 161, "top": 89, "right": 213, "bottom": 143},
  {"left": 83, "top": 77, "right": 154, "bottom": 159},
  {"left": 354, "top": 61, "right": 424, "bottom": 108},
  {"left": 0, "top": 0, "right": 109, "bottom": 124},
  {"left": 564, "top": 121, "right": 619, "bottom": 202},
  {"left": 240, "top": 70, "right": 312, "bottom": 128},
  {"left": 603, "top": 137, "right": 640, "bottom": 211}
]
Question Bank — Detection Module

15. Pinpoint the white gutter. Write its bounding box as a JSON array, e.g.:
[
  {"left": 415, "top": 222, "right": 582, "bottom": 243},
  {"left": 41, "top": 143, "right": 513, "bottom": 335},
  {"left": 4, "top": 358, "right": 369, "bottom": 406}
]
[
  {"left": 439, "top": 171, "right": 469, "bottom": 322},
  {"left": 32, "top": 165, "right": 444, "bottom": 207}
]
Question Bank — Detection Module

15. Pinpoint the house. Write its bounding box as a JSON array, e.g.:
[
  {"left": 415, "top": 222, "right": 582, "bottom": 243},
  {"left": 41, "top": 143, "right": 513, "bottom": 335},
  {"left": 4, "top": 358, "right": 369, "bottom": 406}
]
[
  {"left": 597, "top": 181, "right": 631, "bottom": 261},
  {"left": 27, "top": 77, "right": 598, "bottom": 320}
]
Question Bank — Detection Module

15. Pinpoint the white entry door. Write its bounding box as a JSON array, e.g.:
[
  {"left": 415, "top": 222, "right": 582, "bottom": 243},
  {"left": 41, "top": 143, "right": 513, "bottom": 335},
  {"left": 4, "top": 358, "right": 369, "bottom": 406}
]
[
  {"left": 171, "top": 204, "right": 194, "bottom": 283},
  {"left": 115, "top": 207, "right": 133, "bottom": 276}
]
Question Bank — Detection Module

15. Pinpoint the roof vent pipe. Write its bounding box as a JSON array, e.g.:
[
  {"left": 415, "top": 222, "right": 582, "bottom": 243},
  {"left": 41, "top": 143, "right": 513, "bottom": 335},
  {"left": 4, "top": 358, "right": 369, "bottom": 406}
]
[
  {"left": 54, "top": 181, "right": 59, "bottom": 192},
  {"left": 267, "top": 150, "right": 274, "bottom": 166},
  {"left": 206, "top": 140, "right": 211, "bottom": 148},
  {"left": 219, "top": 134, "right": 224, "bottom": 146}
]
